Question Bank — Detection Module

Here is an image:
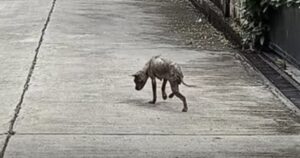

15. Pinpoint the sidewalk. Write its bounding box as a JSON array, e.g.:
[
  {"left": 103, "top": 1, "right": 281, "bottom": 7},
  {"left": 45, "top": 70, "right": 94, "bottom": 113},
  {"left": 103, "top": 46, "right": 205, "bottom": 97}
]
[{"left": 1, "top": 0, "right": 300, "bottom": 157}]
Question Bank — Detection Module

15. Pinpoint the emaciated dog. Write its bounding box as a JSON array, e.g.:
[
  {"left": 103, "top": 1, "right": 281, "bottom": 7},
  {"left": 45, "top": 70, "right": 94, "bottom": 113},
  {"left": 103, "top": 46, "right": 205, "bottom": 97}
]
[{"left": 132, "top": 56, "right": 195, "bottom": 112}]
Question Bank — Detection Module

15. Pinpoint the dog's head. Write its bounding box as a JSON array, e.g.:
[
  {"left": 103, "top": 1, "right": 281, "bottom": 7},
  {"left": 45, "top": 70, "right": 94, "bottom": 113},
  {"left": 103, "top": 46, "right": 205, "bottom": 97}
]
[{"left": 132, "top": 71, "right": 148, "bottom": 90}]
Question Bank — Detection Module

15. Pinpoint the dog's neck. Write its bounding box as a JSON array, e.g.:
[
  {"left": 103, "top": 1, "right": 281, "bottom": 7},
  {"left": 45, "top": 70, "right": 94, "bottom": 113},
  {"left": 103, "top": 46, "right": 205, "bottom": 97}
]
[{"left": 141, "top": 61, "right": 150, "bottom": 76}]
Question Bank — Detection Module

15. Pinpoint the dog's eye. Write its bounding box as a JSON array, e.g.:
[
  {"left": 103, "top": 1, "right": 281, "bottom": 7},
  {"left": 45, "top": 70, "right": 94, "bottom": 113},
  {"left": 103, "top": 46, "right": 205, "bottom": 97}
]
[{"left": 134, "top": 78, "right": 141, "bottom": 83}]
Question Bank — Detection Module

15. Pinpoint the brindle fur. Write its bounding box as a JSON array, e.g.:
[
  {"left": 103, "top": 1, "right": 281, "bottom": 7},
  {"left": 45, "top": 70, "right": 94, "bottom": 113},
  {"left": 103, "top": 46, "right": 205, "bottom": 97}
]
[{"left": 132, "top": 56, "right": 193, "bottom": 112}]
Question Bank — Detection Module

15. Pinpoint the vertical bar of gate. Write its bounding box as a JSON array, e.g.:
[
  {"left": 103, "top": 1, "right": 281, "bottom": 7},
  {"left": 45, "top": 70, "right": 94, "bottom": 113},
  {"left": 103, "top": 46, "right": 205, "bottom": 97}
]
[{"left": 224, "top": 0, "right": 230, "bottom": 17}]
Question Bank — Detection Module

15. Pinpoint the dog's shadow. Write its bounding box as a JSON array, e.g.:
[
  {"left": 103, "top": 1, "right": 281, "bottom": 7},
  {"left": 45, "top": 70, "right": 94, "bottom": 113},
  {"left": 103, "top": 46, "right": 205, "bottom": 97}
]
[{"left": 120, "top": 99, "right": 179, "bottom": 113}]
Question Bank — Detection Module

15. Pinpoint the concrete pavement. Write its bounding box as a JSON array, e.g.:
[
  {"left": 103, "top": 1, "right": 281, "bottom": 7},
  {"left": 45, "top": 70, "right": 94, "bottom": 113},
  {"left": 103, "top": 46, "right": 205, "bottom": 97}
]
[
  {"left": 0, "top": 1, "right": 54, "bottom": 155},
  {"left": 0, "top": 0, "right": 53, "bottom": 134},
  {"left": 5, "top": 135, "right": 300, "bottom": 158},
  {"left": 0, "top": 136, "right": 4, "bottom": 153},
  {"left": 1, "top": 0, "right": 300, "bottom": 157}
]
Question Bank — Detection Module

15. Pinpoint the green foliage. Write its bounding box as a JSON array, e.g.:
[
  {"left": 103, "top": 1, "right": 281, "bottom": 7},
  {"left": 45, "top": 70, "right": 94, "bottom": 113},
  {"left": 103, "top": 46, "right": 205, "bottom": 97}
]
[{"left": 241, "top": 0, "right": 300, "bottom": 47}]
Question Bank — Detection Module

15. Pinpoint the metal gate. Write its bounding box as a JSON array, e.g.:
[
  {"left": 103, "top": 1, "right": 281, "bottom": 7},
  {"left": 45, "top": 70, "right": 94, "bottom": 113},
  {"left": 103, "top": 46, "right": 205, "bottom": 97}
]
[{"left": 269, "top": 7, "right": 300, "bottom": 67}]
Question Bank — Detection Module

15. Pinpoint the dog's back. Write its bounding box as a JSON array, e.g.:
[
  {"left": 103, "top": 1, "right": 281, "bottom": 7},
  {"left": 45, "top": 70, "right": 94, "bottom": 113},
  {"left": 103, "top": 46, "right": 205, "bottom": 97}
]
[{"left": 146, "top": 56, "right": 183, "bottom": 84}]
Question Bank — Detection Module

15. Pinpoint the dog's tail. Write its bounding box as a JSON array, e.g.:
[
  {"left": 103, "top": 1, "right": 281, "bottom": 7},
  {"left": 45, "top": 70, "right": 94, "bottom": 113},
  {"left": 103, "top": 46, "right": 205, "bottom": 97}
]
[{"left": 182, "top": 80, "right": 197, "bottom": 87}]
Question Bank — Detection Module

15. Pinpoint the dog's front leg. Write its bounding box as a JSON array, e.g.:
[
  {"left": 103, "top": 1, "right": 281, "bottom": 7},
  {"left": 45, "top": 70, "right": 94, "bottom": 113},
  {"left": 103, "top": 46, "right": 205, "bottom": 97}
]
[
  {"left": 162, "top": 79, "right": 167, "bottom": 100},
  {"left": 149, "top": 78, "right": 157, "bottom": 104}
]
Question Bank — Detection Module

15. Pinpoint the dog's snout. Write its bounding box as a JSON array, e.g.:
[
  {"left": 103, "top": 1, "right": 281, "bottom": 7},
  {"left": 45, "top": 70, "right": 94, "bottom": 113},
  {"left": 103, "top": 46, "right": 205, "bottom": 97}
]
[{"left": 135, "top": 85, "right": 143, "bottom": 90}]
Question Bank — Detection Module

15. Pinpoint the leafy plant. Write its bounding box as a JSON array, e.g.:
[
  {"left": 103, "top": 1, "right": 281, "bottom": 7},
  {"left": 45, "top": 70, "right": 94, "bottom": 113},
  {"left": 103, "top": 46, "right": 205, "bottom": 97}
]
[{"left": 241, "top": 0, "right": 300, "bottom": 48}]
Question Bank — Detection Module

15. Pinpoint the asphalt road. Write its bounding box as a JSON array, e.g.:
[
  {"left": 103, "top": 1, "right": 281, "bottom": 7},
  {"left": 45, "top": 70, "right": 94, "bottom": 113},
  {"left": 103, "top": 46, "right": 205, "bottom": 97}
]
[{"left": 1, "top": 0, "right": 300, "bottom": 157}]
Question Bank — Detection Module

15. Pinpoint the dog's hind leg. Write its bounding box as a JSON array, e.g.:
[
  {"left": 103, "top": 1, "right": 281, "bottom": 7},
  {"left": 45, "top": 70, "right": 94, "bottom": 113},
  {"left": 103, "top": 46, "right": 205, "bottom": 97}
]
[
  {"left": 162, "top": 79, "right": 168, "bottom": 100},
  {"left": 170, "top": 82, "right": 188, "bottom": 112},
  {"left": 175, "top": 92, "right": 188, "bottom": 112},
  {"left": 149, "top": 78, "right": 157, "bottom": 104}
]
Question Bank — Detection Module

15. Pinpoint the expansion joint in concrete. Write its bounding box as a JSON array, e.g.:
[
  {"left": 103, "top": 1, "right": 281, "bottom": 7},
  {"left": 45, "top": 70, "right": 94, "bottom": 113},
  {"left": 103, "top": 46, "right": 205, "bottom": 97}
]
[{"left": 0, "top": 0, "right": 57, "bottom": 157}]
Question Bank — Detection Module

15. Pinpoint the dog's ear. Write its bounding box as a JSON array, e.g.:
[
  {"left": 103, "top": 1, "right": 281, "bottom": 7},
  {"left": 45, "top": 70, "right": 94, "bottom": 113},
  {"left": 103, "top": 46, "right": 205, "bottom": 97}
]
[{"left": 131, "top": 71, "right": 140, "bottom": 77}]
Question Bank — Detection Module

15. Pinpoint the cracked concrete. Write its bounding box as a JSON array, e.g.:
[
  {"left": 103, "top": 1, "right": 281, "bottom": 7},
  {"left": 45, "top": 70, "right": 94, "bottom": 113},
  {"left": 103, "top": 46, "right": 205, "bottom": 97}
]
[
  {"left": 0, "top": 0, "right": 56, "bottom": 157},
  {"left": 1, "top": 0, "right": 300, "bottom": 157},
  {"left": 0, "top": 0, "right": 54, "bottom": 134},
  {"left": 6, "top": 0, "right": 57, "bottom": 136},
  {"left": 0, "top": 136, "right": 4, "bottom": 153}
]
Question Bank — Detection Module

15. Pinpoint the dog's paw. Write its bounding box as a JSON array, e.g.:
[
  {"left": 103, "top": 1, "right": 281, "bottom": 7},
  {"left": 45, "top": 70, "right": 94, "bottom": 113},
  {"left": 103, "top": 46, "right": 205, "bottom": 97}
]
[
  {"left": 182, "top": 108, "right": 188, "bottom": 112},
  {"left": 148, "top": 101, "right": 156, "bottom": 104},
  {"left": 162, "top": 94, "right": 167, "bottom": 100},
  {"left": 169, "top": 93, "right": 174, "bottom": 98}
]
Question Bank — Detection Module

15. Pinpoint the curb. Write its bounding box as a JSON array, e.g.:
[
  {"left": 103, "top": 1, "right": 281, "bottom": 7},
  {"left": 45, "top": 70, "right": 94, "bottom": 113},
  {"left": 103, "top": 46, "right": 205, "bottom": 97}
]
[
  {"left": 188, "top": 0, "right": 242, "bottom": 47},
  {"left": 188, "top": 0, "right": 300, "bottom": 115}
]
